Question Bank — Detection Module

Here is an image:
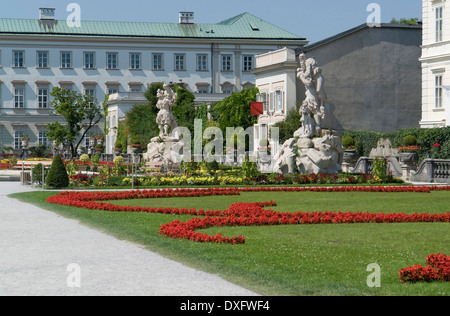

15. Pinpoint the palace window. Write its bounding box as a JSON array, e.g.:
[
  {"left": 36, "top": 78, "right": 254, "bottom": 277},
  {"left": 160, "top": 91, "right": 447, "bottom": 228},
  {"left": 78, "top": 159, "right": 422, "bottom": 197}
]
[
  {"left": 83, "top": 52, "right": 95, "bottom": 69},
  {"left": 14, "top": 87, "right": 25, "bottom": 108},
  {"left": 175, "top": 54, "right": 185, "bottom": 71},
  {"left": 152, "top": 53, "right": 163, "bottom": 70},
  {"left": 61, "top": 52, "right": 72, "bottom": 69},
  {"left": 38, "top": 88, "right": 49, "bottom": 108},
  {"left": 242, "top": 55, "right": 253, "bottom": 72},
  {"left": 106, "top": 53, "right": 118, "bottom": 70},
  {"left": 38, "top": 132, "right": 49, "bottom": 147},
  {"left": 84, "top": 53, "right": 95, "bottom": 69},
  {"left": 13, "top": 51, "right": 25, "bottom": 68},
  {"left": 435, "top": 75, "right": 443, "bottom": 108},
  {"left": 221, "top": 55, "right": 232, "bottom": 72},
  {"left": 436, "top": 6, "right": 443, "bottom": 42},
  {"left": 275, "top": 89, "right": 284, "bottom": 112},
  {"left": 14, "top": 131, "right": 24, "bottom": 150},
  {"left": 37, "top": 51, "right": 49, "bottom": 68},
  {"left": 197, "top": 54, "right": 208, "bottom": 71},
  {"left": 130, "top": 53, "right": 141, "bottom": 70}
]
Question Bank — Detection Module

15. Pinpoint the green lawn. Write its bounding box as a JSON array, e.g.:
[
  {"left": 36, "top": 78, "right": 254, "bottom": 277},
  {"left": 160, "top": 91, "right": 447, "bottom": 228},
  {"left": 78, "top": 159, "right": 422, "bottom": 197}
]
[{"left": 10, "top": 189, "right": 450, "bottom": 296}]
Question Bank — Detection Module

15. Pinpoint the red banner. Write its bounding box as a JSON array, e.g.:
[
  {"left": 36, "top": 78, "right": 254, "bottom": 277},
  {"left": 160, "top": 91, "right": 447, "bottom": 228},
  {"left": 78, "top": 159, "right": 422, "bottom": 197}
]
[{"left": 250, "top": 102, "right": 264, "bottom": 116}]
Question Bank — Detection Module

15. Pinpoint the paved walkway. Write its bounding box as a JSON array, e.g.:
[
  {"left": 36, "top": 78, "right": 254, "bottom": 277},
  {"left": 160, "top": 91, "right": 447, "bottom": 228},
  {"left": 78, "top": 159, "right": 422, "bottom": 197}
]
[{"left": 0, "top": 182, "right": 258, "bottom": 296}]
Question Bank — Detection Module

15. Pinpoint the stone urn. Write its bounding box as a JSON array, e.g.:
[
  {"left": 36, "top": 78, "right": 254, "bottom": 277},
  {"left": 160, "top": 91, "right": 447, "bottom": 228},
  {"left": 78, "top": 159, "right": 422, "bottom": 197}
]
[
  {"left": 131, "top": 146, "right": 140, "bottom": 154},
  {"left": 343, "top": 149, "right": 357, "bottom": 163},
  {"left": 399, "top": 151, "right": 419, "bottom": 164}
]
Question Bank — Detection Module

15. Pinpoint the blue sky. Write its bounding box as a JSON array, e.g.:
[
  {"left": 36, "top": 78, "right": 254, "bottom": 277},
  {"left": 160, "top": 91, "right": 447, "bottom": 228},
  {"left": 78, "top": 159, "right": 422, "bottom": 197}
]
[{"left": 0, "top": 0, "right": 422, "bottom": 43}]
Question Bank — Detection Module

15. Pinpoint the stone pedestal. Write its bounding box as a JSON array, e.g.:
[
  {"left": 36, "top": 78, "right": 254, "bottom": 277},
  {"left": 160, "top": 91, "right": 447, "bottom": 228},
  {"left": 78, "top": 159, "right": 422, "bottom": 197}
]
[
  {"left": 143, "top": 138, "right": 184, "bottom": 171},
  {"left": 401, "top": 164, "right": 416, "bottom": 181}
]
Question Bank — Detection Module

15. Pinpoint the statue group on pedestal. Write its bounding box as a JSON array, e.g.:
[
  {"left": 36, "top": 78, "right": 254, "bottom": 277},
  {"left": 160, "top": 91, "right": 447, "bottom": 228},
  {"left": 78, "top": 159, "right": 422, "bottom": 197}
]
[
  {"left": 145, "top": 84, "right": 183, "bottom": 166},
  {"left": 269, "top": 53, "right": 344, "bottom": 175}
]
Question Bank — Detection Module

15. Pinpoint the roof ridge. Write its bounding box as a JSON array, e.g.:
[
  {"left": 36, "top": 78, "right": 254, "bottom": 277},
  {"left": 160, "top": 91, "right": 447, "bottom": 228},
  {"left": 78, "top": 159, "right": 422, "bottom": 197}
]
[
  {"left": 0, "top": 14, "right": 306, "bottom": 41},
  {"left": 217, "top": 12, "right": 249, "bottom": 25}
]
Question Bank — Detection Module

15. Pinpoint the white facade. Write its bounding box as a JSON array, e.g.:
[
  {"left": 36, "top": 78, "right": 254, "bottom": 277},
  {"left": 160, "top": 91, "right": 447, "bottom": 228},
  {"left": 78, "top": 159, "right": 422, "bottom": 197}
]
[
  {"left": 251, "top": 48, "right": 298, "bottom": 154},
  {"left": 420, "top": 0, "right": 450, "bottom": 128},
  {"left": 0, "top": 9, "right": 307, "bottom": 153}
]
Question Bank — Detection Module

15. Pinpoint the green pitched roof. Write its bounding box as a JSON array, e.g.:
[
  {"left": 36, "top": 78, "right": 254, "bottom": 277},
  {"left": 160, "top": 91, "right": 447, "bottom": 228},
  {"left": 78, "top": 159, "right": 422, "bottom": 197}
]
[{"left": 0, "top": 12, "right": 306, "bottom": 42}]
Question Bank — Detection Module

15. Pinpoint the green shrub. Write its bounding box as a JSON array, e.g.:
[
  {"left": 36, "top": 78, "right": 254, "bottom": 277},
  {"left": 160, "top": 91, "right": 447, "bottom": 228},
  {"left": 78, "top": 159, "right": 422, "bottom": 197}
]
[
  {"left": 32, "top": 163, "right": 47, "bottom": 185},
  {"left": 402, "top": 135, "right": 417, "bottom": 146},
  {"left": 45, "top": 155, "right": 69, "bottom": 188},
  {"left": 342, "top": 136, "right": 356, "bottom": 149}
]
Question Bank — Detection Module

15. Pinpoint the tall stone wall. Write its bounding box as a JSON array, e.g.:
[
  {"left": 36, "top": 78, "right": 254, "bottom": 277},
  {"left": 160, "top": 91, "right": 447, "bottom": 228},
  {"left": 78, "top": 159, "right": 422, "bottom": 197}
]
[{"left": 299, "top": 25, "right": 422, "bottom": 133}]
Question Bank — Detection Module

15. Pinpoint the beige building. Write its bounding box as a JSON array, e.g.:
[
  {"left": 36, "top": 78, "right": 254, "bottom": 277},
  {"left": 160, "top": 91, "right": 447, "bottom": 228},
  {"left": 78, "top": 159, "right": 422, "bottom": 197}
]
[{"left": 251, "top": 48, "right": 298, "bottom": 153}]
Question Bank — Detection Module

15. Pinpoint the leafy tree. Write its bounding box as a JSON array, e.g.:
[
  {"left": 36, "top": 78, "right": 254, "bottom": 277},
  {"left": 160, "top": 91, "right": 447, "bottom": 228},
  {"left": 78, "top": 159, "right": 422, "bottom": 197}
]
[
  {"left": 144, "top": 82, "right": 164, "bottom": 113},
  {"left": 45, "top": 154, "right": 69, "bottom": 188},
  {"left": 125, "top": 103, "right": 159, "bottom": 148},
  {"left": 390, "top": 18, "right": 421, "bottom": 25},
  {"left": 47, "top": 87, "right": 102, "bottom": 158},
  {"left": 209, "top": 87, "right": 259, "bottom": 132},
  {"left": 172, "top": 85, "right": 197, "bottom": 135}
]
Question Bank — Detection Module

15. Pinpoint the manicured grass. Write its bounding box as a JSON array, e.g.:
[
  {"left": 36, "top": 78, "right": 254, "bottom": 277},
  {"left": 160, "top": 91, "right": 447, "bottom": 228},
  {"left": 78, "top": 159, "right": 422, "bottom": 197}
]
[{"left": 10, "top": 189, "right": 450, "bottom": 296}]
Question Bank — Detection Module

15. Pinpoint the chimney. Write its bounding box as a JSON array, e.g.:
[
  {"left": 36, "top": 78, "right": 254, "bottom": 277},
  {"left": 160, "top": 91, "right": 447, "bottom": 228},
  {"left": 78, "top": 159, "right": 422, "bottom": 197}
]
[
  {"left": 179, "top": 11, "right": 194, "bottom": 24},
  {"left": 39, "top": 8, "right": 55, "bottom": 20}
]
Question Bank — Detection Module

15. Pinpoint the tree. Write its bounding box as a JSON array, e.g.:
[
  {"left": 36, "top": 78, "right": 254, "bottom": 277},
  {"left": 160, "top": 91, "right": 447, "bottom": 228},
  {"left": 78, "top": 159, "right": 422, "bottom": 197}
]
[
  {"left": 47, "top": 87, "right": 102, "bottom": 158},
  {"left": 390, "top": 17, "right": 420, "bottom": 25},
  {"left": 209, "top": 87, "right": 259, "bottom": 132},
  {"left": 125, "top": 103, "right": 159, "bottom": 148},
  {"left": 172, "top": 85, "right": 197, "bottom": 135}
]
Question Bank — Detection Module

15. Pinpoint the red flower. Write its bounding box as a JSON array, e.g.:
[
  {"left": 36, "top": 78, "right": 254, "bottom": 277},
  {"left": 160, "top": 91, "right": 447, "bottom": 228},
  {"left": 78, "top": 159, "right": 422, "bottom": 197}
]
[{"left": 46, "top": 185, "right": 450, "bottom": 247}]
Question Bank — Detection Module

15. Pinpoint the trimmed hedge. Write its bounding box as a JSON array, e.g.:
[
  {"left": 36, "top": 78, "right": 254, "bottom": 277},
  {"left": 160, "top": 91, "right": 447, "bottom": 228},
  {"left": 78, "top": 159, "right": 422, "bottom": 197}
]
[{"left": 343, "top": 127, "right": 450, "bottom": 161}]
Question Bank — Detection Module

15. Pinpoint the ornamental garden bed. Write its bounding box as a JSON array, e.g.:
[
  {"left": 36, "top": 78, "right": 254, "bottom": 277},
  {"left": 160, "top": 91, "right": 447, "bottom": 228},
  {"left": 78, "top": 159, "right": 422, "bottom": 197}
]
[{"left": 11, "top": 185, "right": 450, "bottom": 296}]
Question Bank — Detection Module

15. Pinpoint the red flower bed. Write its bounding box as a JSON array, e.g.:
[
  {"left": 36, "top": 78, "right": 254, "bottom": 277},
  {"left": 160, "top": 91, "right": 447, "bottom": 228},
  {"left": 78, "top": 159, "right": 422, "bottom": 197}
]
[
  {"left": 399, "top": 254, "right": 450, "bottom": 283},
  {"left": 47, "top": 185, "right": 450, "bottom": 245}
]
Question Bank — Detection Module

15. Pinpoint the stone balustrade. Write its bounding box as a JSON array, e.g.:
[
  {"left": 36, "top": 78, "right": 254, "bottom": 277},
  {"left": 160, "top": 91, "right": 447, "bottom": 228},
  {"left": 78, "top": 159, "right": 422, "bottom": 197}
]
[{"left": 410, "top": 159, "right": 450, "bottom": 184}]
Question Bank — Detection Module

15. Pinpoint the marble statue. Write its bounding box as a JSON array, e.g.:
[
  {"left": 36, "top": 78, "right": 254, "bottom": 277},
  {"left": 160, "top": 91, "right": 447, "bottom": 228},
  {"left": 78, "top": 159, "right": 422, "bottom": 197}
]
[
  {"left": 154, "top": 84, "right": 178, "bottom": 141},
  {"left": 144, "top": 83, "right": 183, "bottom": 168},
  {"left": 270, "top": 53, "right": 344, "bottom": 175},
  {"left": 272, "top": 138, "right": 297, "bottom": 174}
]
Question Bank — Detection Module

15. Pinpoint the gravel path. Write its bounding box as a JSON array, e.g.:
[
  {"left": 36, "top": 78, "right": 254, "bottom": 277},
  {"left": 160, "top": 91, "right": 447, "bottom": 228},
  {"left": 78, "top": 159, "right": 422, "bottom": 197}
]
[{"left": 0, "top": 182, "right": 258, "bottom": 296}]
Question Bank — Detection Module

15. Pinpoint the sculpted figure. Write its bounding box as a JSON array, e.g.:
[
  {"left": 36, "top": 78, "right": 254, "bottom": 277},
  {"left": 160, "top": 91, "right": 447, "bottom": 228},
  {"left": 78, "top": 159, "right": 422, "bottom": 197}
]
[
  {"left": 272, "top": 138, "right": 297, "bottom": 174},
  {"left": 297, "top": 53, "right": 329, "bottom": 137},
  {"left": 156, "top": 84, "right": 178, "bottom": 138}
]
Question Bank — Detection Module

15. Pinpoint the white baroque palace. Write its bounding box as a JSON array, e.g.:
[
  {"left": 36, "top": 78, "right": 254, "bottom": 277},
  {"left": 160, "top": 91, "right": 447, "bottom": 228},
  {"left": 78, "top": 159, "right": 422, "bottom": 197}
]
[
  {"left": 420, "top": 0, "right": 450, "bottom": 128},
  {"left": 0, "top": 8, "right": 307, "bottom": 152}
]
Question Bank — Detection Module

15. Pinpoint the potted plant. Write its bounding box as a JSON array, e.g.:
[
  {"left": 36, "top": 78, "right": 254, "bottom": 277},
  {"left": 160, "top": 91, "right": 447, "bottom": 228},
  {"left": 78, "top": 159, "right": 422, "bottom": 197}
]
[
  {"left": 95, "top": 144, "right": 104, "bottom": 154},
  {"left": 342, "top": 136, "right": 357, "bottom": 163},
  {"left": 257, "top": 138, "right": 271, "bottom": 155},
  {"left": 398, "top": 135, "right": 420, "bottom": 164},
  {"left": 78, "top": 153, "right": 90, "bottom": 171},
  {"left": 130, "top": 138, "right": 141, "bottom": 153},
  {"left": 114, "top": 141, "right": 123, "bottom": 156}
]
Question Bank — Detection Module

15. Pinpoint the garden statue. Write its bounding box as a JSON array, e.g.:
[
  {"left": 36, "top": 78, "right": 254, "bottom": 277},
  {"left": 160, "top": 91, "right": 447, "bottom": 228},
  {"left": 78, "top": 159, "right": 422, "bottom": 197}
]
[
  {"left": 271, "top": 53, "right": 344, "bottom": 175},
  {"left": 153, "top": 83, "right": 179, "bottom": 141},
  {"left": 145, "top": 83, "right": 183, "bottom": 169}
]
